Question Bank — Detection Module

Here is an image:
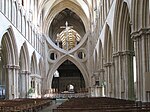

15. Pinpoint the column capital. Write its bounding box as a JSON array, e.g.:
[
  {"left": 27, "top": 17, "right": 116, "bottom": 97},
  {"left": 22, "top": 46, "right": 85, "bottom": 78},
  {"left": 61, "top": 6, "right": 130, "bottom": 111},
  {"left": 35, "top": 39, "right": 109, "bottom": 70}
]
[
  {"left": 113, "top": 51, "right": 123, "bottom": 57},
  {"left": 122, "top": 50, "right": 135, "bottom": 56},
  {"left": 97, "top": 68, "right": 105, "bottom": 73},
  {"left": 131, "top": 27, "right": 150, "bottom": 40},
  {"left": 3, "top": 64, "right": 20, "bottom": 70},
  {"left": 20, "top": 70, "right": 31, "bottom": 75},
  {"left": 103, "top": 62, "right": 112, "bottom": 67},
  {"left": 93, "top": 72, "right": 99, "bottom": 76},
  {"left": 113, "top": 51, "right": 135, "bottom": 57}
]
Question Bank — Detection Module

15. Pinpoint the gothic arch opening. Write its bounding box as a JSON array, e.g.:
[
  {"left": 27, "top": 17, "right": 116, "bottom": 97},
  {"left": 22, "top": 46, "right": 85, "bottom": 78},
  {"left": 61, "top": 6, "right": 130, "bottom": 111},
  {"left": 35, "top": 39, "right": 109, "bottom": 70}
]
[
  {"left": 30, "top": 52, "right": 40, "bottom": 98},
  {"left": 18, "top": 42, "right": 29, "bottom": 98},
  {"left": 103, "top": 24, "right": 113, "bottom": 97},
  {"left": 0, "top": 27, "right": 18, "bottom": 99},
  {"left": 31, "top": 52, "right": 37, "bottom": 74},
  {"left": 51, "top": 60, "right": 86, "bottom": 93},
  {"left": 49, "top": 8, "right": 86, "bottom": 50},
  {"left": 113, "top": 1, "right": 134, "bottom": 99},
  {"left": 131, "top": 0, "right": 149, "bottom": 101}
]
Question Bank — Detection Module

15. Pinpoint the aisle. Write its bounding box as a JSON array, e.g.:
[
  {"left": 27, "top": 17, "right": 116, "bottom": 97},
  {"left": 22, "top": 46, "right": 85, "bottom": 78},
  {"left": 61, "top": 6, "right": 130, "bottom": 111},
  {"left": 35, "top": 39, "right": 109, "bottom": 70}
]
[{"left": 39, "top": 99, "right": 68, "bottom": 112}]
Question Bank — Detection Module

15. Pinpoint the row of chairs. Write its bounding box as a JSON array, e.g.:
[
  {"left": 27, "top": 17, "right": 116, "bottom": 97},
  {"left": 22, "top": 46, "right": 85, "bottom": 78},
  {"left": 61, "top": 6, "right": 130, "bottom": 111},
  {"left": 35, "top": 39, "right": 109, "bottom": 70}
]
[
  {"left": 53, "top": 97, "right": 150, "bottom": 112},
  {"left": 0, "top": 98, "right": 52, "bottom": 112}
]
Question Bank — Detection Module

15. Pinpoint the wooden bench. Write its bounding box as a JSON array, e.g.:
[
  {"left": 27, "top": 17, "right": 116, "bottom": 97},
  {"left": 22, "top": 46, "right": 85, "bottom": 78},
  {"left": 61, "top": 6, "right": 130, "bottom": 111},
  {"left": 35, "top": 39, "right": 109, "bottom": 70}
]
[
  {"left": 0, "top": 98, "right": 52, "bottom": 112},
  {"left": 54, "top": 97, "right": 150, "bottom": 112}
]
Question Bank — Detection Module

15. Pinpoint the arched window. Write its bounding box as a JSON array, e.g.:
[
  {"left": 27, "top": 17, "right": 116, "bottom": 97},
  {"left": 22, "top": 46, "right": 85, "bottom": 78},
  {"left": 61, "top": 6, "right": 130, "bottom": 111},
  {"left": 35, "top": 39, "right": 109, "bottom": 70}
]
[{"left": 12, "top": 2, "right": 17, "bottom": 26}]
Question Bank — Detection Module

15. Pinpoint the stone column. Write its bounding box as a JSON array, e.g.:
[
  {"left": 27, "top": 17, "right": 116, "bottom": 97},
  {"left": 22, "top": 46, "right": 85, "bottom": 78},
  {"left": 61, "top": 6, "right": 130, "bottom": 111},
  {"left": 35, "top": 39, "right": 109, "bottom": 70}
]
[
  {"left": 97, "top": 69, "right": 105, "bottom": 85},
  {"left": 5, "top": 65, "right": 13, "bottom": 99},
  {"left": 131, "top": 28, "right": 150, "bottom": 101},
  {"left": 122, "top": 50, "right": 135, "bottom": 100},
  {"left": 97, "top": 71, "right": 105, "bottom": 97},
  {"left": 0, "top": 48, "right": 2, "bottom": 86},
  {"left": 38, "top": 78, "right": 42, "bottom": 97},
  {"left": 20, "top": 70, "right": 30, "bottom": 98},
  {"left": 35, "top": 78, "right": 37, "bottom": 97},
  {"left": 113, "top": 52, "right": 123, "bottom": 99},
  {"left": 26, "top": 71, "right": 30, "bottom": 97},
  {"left": 21, "top": 72, "right": 26, "bottom": 98},
  {"left": 13, "top": 65, "right": 20, "bottom": 98},
  {"left": 41, "top": 77, "right": 45, "bottom": 97},
  {"left": 4, "top": 64, "right": 19, "bottom": 99},
  {"left": 93, "top": 72, "right": 99, "bottom": 85},
  {"left": 26, "top": 72, "right": 30, "bottom": 97},
  {"left": 91, "top": 75, "right": 95, "bottom": 87},
  {"left": 92, "top": 71, "right": 106, "bottom": 97},
  {"left": 113, "top": 50, "right": 135, "bottom": 100},
  {"left": 104, "top": 63, "right": 112, "bottom": 97},
  {"left": 90, "top": 75, "right": 95, "bottom": 96},
  {"left": 97, "top": 69, "right": 105, "bottom": 96}
]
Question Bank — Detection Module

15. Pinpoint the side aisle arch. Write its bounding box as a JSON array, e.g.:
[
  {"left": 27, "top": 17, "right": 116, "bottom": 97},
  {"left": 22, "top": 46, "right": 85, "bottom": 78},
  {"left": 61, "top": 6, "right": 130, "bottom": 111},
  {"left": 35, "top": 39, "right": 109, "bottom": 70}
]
[
  {"left": 113, "top": 0, "right": 134, "bottom": 100},
  {"left": 103, "top": 24, "right": 114, "bottom": 97},
  {"left": 31, "top": 52, "right": 38, "bottom": 74},
  {"left": 18, "top": 42, "right": 30, "bottom": 98},
  {"left": 131, "top": 0, "right": 150, "bottom": 102},
  {"left": 30, "top": 51, "right": 41, "bottom": 98},
  {"left": 1, "top": 26, "right": 19, "bottom": 99}
]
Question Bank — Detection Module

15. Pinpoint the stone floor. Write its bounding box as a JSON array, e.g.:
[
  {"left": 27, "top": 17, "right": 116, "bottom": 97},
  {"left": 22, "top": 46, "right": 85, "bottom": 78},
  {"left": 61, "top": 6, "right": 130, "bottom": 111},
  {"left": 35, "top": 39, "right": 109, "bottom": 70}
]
[{"left": 39, "top": 99, "right": 68, "bottom": 112}]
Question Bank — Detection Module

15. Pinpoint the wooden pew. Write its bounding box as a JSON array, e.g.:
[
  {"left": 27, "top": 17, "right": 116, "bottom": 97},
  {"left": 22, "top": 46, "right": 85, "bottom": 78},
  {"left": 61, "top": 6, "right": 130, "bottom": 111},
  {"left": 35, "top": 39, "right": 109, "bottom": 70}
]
[
  {"left": 54, "top": 97, "right": 150, "bottom": 112},
  {"left": 0, "top": 98, "right": 52, "bottom": 112}
]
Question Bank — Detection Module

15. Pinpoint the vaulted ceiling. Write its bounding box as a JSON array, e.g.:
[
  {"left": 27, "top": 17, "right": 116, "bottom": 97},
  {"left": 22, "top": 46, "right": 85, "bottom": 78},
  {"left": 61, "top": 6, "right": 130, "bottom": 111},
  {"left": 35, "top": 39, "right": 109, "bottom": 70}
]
[
  {"left": 39, "top": 0, "right": 91, "bottom": 36},
  {"left": 38, "top": 0, "right": 91, "bottom": 50},
  {"left": 49, "top": 8, "right": 85, "bottom": 42}
]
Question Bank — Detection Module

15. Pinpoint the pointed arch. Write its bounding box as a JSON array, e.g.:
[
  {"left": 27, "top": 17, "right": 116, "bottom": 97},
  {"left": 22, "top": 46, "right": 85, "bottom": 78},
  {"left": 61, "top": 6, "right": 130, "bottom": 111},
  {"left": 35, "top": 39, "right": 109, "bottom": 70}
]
[
  {"left": 47, "top": 55, "right": 89, "bottom": 89},
  {"left": 131, "top": 0, "right": 149, "bottom": 31},
  {"left": 4, "top": 0, "right": 12, "bottom": 20},
  {"left": 113, "top": 1, "right": 135, "bottom": 99},
  {"left": 19, "top": 42, "right": 30, "bottom": 71},
  {"left": 12, "top": 1, "right": 18, "bottom": 26},
  {"left": 8, "top": 0, "right": 12, "bottom": 20},
  {"left": 43, "top": 0, "right": 90, "bottom": 35},
  {"left": 104, "top": 24, "right": 113, "bottom": 63},
  {"left": 22, "top": 15, "right": 26, "bottom": 36},
  {"left": 26, "top": 21, "right": 30, "bottom": 40},
  {"left": 113, "top": 1, "right": 132, "bottom": 51},
  {"left": 0, "top": 0, "right": 4, "bottom": 13},
  {"left": 29, "top": 25, "right": 32, "bottom": 43},
  {"left": 103, "top": 23, "right": 114, "bottom": 97},
  {"left": 1, "top": 26, "right": 18, "bottom": 65},
  {"left": 5, "top": 0, "right": 9, "bottom": 18},
  {"left": 1, "top": 26, "right": 18, "bottom": 99},
  {"left": 31, "top": 51, "right": 37, "bottom": 74},
  {"left": 18, "top": 9, "right": 22, "bottom": 32},
  {"left": 18, "top": 42, "right": 30, "bottom": 98}
]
